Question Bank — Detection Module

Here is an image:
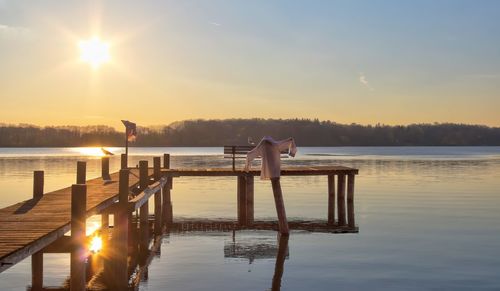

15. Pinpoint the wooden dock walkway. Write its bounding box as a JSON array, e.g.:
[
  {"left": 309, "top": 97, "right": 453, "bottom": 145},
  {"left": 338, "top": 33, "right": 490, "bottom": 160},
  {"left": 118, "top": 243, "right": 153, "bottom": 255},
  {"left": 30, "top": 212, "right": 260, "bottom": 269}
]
[{"left": 0, "top": 169, "right": 146, "bottom": 272}]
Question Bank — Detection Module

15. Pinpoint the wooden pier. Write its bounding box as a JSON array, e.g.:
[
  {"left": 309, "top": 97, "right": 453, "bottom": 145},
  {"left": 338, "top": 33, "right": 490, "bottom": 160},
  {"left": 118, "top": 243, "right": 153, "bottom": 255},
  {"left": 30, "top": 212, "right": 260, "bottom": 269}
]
[{"left": 0, "top": 154, "right": 358, "bottom": 290}]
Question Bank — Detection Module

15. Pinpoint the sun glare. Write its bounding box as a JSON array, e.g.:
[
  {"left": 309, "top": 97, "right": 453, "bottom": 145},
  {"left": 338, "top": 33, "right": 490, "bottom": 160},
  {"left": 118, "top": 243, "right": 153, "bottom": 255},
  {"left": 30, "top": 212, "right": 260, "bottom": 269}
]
[{"left": 79, "top": 37, "right": 110, "bottom": 68}]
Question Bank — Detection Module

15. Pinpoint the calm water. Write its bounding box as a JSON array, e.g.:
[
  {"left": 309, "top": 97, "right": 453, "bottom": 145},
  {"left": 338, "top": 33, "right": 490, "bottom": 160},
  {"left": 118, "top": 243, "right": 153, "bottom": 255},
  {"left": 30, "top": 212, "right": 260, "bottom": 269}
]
[{"left": 1, "top": 147, "right": 500, "bottom": 290}]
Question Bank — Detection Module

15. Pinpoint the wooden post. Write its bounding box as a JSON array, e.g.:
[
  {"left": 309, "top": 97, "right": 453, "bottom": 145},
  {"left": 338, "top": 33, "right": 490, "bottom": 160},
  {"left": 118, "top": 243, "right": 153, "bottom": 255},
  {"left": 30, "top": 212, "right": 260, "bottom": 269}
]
[
  {"left": 271, "top": 178, "right": 289, "bottom": 235},
  {"left": 76, "top": 161, "right": 86, "bottom": 184},
  {"left": 113, "top": 169, "right": 130, "bottom": 290},
  {"left": 139, "top": 160, "right": 149, "bottom": 230},
  {"left": 31, "top": 251, "right": 43, "bottom": 290},
  {"left": 246, "top": 175, "right": 254, "bottom": 225},
  {"left": 232, "top": 146, "right": 236, "bottom": 171},
  {"left": 162, "top": 155, "right": 173, "bottom": 226},
  {"left": 32, "top": 170, "right": 44, "bottom": 289},
  {"left": 347, "top": 174, "right": 355, "bottom": 228},
  {"left": 162, "top": 177, "right": 173, "bottom": 226},
  {"left": 121, "top": 153, "right": 128, "bottom": 169},
  {"left": 70, "top": 184, "right": 87, "bottom": 291},
  {"left": 337, "top": 174, "right": 346, "bottom": 226},
  {"left": 102, "top": 156, "right": 110, "bottom": 180},
  {"left": 163, "top": 153, "right": 170, "bottom": 169},
  {"left": 237, "top": 175, "right": 247, "bottom": 225},
  {"left": 327, "top": 175, "right": 335, "bottom": 224},
  {"left": 33, "top": 171, "right": 44, "bottom": 200},
  {"left": 153, "top": 157, "right": 161, "bottom": 180}
]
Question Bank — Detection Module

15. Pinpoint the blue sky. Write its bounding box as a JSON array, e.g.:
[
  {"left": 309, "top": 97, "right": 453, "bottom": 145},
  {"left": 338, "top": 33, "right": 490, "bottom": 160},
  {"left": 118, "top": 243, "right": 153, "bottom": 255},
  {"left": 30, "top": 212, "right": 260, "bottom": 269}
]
[{"left": 1, "top": 0, "right": 499, "bottom": 127}]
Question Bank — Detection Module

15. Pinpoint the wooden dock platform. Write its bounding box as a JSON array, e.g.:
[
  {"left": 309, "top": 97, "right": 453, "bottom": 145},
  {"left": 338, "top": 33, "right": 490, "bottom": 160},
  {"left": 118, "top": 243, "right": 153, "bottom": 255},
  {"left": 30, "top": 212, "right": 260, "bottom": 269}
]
[
  {"left": 0, "top": 169, "right": 145, "bottom": 273},
  {"left": 0, "top": 154, "right": 358, "bottom": 290}
]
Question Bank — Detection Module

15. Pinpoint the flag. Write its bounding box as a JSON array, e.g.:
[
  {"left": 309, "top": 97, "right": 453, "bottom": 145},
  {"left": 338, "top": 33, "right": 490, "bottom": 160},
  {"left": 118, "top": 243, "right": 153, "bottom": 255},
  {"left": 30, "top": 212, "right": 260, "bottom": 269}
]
[{"left": 121, "top": 120, "right": 137, "bottom": 142}]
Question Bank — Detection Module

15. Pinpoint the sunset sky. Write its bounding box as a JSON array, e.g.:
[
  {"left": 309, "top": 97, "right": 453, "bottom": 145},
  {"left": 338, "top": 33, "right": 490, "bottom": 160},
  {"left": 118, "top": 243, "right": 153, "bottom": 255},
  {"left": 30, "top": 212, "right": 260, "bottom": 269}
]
[{"left": 1, "top": 0, "right": 499, "bottom": 128}]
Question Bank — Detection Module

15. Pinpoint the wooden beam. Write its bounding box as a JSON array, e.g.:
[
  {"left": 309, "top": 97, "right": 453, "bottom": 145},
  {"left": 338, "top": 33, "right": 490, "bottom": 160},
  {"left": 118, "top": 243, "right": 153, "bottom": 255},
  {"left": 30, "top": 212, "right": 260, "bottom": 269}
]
[{"left": 162, "top": 178, "right": 173, "bottom": 226}]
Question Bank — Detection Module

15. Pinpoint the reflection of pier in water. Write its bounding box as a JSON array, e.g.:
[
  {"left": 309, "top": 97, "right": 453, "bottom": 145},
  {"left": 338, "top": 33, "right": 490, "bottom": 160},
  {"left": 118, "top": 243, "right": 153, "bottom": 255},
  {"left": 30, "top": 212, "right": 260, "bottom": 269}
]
[{"left": 27, "top": 221, "right": 296, "bottom": 290}]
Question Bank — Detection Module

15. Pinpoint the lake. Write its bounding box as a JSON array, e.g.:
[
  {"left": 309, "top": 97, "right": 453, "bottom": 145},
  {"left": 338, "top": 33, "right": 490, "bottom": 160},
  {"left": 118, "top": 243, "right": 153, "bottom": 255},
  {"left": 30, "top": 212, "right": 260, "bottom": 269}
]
[{"left": 1, "top": 147, "right": 500, "bottom": 290}]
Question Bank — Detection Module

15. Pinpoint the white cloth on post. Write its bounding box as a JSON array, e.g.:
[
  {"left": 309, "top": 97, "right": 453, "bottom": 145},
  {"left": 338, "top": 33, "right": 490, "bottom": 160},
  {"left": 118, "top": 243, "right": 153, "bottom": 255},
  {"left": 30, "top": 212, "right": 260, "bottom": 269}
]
[{"left": 245, "top": 136, "right": 297, "bottom": 180}]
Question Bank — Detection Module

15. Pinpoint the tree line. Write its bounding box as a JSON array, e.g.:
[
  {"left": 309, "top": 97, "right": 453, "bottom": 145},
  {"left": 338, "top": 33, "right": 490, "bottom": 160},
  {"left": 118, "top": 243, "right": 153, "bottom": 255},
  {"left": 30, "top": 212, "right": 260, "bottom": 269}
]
[{"left": 1, "top": 119, "right": 500, "bottom": 147}]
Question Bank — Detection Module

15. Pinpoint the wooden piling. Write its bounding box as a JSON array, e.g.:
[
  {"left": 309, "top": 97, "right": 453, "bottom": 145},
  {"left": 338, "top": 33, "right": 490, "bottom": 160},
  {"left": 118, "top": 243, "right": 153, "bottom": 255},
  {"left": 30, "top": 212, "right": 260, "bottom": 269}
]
[
  {"left": 347, "top": 174, "right": 355, "bottom": 227},
  {"left": 162, "top": 178, "right": 173, "bottom": 226},
  {"left": 70, "top": 184, "right": 87, "bottom": 291},
  {"left": 102, "top": 156, "right": 110, "bottom": 180},
  {"left": 154, "top": 188, "right": 162, "bottom": 235},
  {"left": 153, "top": 157, "right": 162, "bottom": 233},
  {"left": 121, "top": 153, "right": 128, "bottom": 169},
  {"left": 237, "top": 175, "right": 247, "bottom": 225},
  {"left": 31, "top": 251, "right": 43, "bottom": 290},
  {"left": 153, "top": 157, "right": 161, "bottom": 180},
  {"left": 337, "top": 174, "right": 346, "bottom": 226},
  {"left": 271, "top": 178, "right": 289, "bottom": 235},
  {"left": 76, "top": 161, "right": 86, "bottom": 184},
  {"left": 163, "top": 154, "right": 170, "bottom": 169},
  {"left": 327, "top": 175, "right": 335, "bottom": 224},
  {"left": 246, "top": 175, "right": 254, "bottom": 225},
  {"left": 139, "top": 161, "right": 149, "bottom": 229},
  {"left": 113, "top": 169, "right": 130, "bottom": 289},
  {"left": 33, "top": 171, "right": 44, "bottom": 200},
  {"left": 162, "top": 155, "right": 173, "bottom": 226}
]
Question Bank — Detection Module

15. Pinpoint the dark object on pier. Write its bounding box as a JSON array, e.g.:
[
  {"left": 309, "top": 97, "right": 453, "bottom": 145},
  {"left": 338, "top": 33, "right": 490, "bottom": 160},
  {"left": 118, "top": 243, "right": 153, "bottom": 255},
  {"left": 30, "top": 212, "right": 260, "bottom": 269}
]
[{"left": 224, "top": 145, "right": 255, "bottom": 171}]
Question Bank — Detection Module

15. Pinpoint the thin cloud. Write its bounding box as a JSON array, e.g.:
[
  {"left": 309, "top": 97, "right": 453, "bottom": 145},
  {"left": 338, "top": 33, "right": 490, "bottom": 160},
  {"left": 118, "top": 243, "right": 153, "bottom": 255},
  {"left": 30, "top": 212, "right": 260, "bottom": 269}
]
[
  {"left": 209, "top": 22, "right": 221, "bottom": 26},
  {"left": 0, "top": 24, "right": 32, "bottom": 38},
  {"left": 359, "top": 72, "right": 374, "bottom": 91}
]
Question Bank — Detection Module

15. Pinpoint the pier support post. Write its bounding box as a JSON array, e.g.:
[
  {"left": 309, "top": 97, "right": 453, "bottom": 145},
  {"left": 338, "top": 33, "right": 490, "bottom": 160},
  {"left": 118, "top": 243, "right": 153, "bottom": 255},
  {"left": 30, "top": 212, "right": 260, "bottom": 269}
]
[
  {"left": 237, "top": 175, "right": 247, "bottom": 225},
  {"left": 70, "top": 184, "right": 87, "bottom": 291},
  {"left": 139, "top": 160, "right": 149, "bottom": 230},
  {"left": 33, "top": 171, "right": 44, "bottom": 200},
  {"left": 327, "top": 175, "right": 336, "bottom": 224},
  {"left": 347, "top": 174, "right": 355, "bottom": 228},
  {"left": 153, "top": 157, "right": 162, "bottom": 233},
  {"left": 31, "top": 251, "right": 43, "bottom": 290},
  {"left": 121, "top": 153, "right": 128, "bottom": 169},
  {"left": 102, "top": 156, "right": 110, "bottom": 180},
  {"left": 111, "top": 169, "right": 130, "bottom": 289},
  {"left": 162, "top": 154, "right": 173, "bottom": 226},
  {"left": 32, "top": 171, "right": 44, "bottom": 290},
  {"left": 271, "top": 178, "right": 289, "bottom": 235},
  {"left": 163, "top": 153, "right": 170, "bottom": 169},
  {"left": 337, "top": 174, "right": 346, "bottom": 226},
  {"left": 76, "top": 161, "right": 86, "bottom": 184},
  {"left": 246, "top": 175, "right": 254, "bottom": 225}
]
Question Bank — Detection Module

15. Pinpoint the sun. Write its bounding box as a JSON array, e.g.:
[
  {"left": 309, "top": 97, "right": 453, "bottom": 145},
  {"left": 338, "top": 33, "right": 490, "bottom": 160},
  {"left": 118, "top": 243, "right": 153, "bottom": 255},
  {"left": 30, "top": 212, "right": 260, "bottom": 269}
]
[{"left": 79, "top": 37, "right": 110, "bottom": 68}]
